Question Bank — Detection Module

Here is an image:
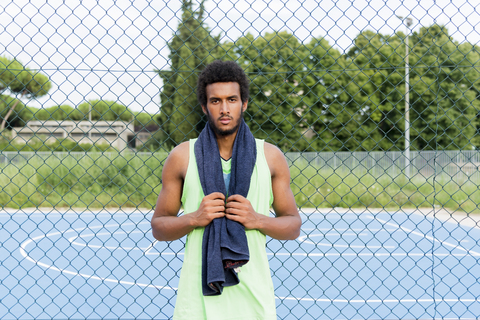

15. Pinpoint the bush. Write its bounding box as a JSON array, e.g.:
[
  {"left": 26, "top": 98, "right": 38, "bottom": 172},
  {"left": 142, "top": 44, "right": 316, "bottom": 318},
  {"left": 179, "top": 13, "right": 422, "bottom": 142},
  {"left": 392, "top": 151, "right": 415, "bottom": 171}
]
[
  {"left": 32, "top": 105, "right": 79, "bottom": 121},
  {"left": 0, "top": 152, "right": 167, "bottom": 209},
  {"left": 76, "top": 100, "right": 133, "bottom": 122},
  {"left": 0, "top": 137, "right": 114, "bottom": 152}
]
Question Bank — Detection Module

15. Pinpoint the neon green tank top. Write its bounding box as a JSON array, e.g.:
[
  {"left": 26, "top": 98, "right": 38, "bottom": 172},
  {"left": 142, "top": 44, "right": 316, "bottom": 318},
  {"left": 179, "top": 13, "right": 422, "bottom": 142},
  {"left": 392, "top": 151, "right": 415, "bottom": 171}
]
[{"left": 173, "top": 139, "right": 277, "bottom": 320}]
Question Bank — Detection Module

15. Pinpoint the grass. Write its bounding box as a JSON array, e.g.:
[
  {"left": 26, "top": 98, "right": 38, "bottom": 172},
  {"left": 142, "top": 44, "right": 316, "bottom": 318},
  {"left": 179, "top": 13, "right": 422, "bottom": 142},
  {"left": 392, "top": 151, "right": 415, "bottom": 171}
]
[
  {"left": 0, "top": 152, "right": 167, "bottom": 209},
  {"left": 289, "top": 160, "right": 480, "bottom": 213},
  {"left": 0, "top": 153, "right": 478, "bottom": 213}
]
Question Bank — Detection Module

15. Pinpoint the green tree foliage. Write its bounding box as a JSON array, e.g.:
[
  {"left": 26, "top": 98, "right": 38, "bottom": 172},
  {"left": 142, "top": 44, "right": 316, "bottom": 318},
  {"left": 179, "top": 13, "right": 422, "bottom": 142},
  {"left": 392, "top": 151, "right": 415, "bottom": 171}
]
[
  {"left": 301, "top": 37, "right": 352, "bottom": 151},
  {"left": 33, "top": 105, "right": 79, "bottom": 121},
  {"left": 168, "top": 25, "right": 478, "bottom": 152},
  {"left": 230, "top": 31, "right": 309, "bottom": 151},
  {"left": 75, "top": 100, "right": 133, "bottom": 122},
  {"left": 134, "top": 111, "right": 162, "bottom": 151},
  {"left": 30, "top": 102, "right": 134, "bottom": 123},
  {"left": 0, "top": 56, "right": 51, "bottom": 130},
  {"left": 0, "top": 94, "right": 34, "bottom": 128},
  {"left": 0, "top": 137, "right": 113, "bottom": 152},
  {"left": 344, "top": 30, "right": 406, "bottom": 151},
  {"left": 408, "top": 24, "right": 480, "bottom": 150},
  {"left": 341, "top": 25, "right": 480, "bottom": 151},
  {"left": 134, "top": 111, "right": 158, "bottom": 128},
  {"left": 157, "top": 0, "right": 221, "bottom": 148},
  {"left": 0, "top": 57, "right": 17, "bottom": 91}
]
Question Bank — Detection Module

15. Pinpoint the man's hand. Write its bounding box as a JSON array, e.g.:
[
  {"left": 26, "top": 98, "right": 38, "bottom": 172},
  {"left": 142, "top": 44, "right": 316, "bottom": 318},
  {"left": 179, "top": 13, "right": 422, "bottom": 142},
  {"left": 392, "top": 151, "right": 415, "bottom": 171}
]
[
  {"left": 189, "top": 192, "right": 226, "bottom": 227},
  {"left": 225, "top": 194, "right": 264, "bottom": 230}
]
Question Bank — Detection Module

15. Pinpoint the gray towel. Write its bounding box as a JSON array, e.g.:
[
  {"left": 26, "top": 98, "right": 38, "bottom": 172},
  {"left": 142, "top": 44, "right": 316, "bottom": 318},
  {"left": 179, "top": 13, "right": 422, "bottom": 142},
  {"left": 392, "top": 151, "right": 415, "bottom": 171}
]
[{"left": 194, "top": 119, "right": 257, "bottom": 295}]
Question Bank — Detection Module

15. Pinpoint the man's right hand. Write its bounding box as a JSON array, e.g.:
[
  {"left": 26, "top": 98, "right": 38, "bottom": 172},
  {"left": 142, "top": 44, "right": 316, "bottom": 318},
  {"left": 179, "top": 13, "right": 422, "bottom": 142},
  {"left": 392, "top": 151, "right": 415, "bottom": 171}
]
[{"left": 189, "top": 192, "right": 226, "bottom": 227}]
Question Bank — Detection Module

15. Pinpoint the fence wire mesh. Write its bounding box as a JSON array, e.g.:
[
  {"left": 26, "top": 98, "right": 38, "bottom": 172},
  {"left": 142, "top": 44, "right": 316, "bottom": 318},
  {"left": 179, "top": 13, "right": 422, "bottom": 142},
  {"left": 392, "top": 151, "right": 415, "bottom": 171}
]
[{"left": 1, "top": 0, "right": 480, "bottom": 319}]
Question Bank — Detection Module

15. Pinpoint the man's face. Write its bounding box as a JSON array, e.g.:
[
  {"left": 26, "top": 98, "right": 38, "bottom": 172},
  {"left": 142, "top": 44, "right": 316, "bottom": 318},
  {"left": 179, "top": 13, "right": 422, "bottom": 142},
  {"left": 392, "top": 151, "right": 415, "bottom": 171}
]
[{"left": 203, "top": 82, "right": 247, "bottom": 137}]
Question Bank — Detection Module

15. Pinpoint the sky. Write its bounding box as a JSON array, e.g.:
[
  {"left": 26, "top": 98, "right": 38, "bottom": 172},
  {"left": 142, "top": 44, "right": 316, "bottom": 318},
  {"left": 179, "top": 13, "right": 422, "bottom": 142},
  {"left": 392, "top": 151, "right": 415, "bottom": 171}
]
[{"left": 1, "top": 0, "right": 479, "bottom": 114}]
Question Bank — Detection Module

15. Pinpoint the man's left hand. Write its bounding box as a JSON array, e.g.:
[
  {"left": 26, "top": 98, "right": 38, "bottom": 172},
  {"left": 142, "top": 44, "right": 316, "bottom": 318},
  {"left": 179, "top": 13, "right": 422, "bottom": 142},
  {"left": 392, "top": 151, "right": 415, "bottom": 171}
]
[{"left": 225, "top": 194, "right": 264, "bottom": 230}]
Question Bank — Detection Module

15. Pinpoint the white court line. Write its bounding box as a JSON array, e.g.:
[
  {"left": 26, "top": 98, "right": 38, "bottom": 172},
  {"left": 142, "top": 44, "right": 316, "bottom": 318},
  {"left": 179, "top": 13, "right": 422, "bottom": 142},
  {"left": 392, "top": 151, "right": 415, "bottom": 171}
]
[
  {"left": 67, "top": 227, "right": 399, "bottom": 253},
  {"left": 19, "top": 218, "right": 480, "bottom": 304},
  {"left": 142, "top": 252, "right": 472, "bottom": 257},
  {"left": 368, "top": 215, "right": 480, "bottom": 257},
  {"left": 298, "top": 233, "right": 396, "bottom": 249},
  {"left": 25, "top": 221, "right": 479, "bottom": 259},
  {"left": 61, "top": 224, "right": 474, "bottom": 254},
  {"left": 317, "top": 232, "right": 370, "bottom": 236},
  {"left": 15, "top": 227, "right": 480, "bottom": 305},
  {"left": 68, "top": 230, "right": 151, "bottom": 251},
  {"left": 144, "top": 240, "right": 158, "bottom": 255},
  {"left": 302, "top": 228, "right": 399, "bottom": 232},
  {"left": 67, "top": 230, "right": 181, "bottom": 255},
  {"left": 267, "top": 252, "right": 475, "bottom": 257},
  {"left": 276, "top": 296, "right": 480, "bottom": 304},
  {"left": 19, "top": 222, "right": 176, "bottom": 292}
]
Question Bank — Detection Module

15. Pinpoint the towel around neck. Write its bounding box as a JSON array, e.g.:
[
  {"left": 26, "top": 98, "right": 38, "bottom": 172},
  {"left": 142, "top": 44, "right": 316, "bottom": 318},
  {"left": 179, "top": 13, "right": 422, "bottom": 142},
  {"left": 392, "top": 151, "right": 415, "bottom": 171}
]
[{"left": 194, "top": 119, "right": 257, "bottom": 295}]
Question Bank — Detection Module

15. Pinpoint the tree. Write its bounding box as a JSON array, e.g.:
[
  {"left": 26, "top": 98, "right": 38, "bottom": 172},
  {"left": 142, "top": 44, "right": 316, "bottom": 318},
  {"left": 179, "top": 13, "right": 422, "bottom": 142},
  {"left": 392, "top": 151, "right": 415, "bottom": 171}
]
[
  {"left": 157, "top": 0, "right": 221, "bottom": 148},
  {"left": 0, "top": 94, "right": 37, "bottom": 128},
  {"left": 408, "top": 24, "right": 480, "bottom": 150},
  {"left": 341, "top": 25, "right": 480, "bottom": 151},
  {"left": 134, "top": 111, "right": 158, "bottom": 128},
  {"left": 341, "top": 31, "right": 407, "bottom": 151},
  {"left": 0, "top": 56, "right": 51, "bottom": 131},
  {"left": 33, "top": 105, "right": 77, "bottom": 121},
  {"left": 300, "top": 36, "right": 352, "bottom": 151},
  {"left": 231, "top": 31, "right": 310, "bottom": 151},
  {"left": 469, "top": 44, "right": 480, "bottom": 148},
  {"left": 75, "top": 100, "right": 133, "bottom": 122}
]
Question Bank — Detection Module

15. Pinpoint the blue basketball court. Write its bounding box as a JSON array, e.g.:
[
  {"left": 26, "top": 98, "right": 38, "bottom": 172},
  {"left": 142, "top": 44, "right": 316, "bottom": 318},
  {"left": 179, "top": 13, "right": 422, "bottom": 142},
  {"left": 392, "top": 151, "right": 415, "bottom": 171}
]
[{"left": 1, "top": 208, "right": 479, "bottom": 319}]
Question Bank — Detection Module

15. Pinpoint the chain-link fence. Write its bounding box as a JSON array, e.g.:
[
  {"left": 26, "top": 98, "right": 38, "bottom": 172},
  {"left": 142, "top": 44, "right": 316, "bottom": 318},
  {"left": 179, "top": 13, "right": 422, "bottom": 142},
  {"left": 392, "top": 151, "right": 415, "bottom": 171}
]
[{"left": 1, "top": 0, "right": 479, "bottom": 319}]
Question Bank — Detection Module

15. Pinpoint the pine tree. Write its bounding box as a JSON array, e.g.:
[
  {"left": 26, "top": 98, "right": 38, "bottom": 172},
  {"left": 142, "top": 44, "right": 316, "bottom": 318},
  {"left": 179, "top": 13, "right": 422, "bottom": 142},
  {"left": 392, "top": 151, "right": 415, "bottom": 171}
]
[
  {"left": 0, "top": 56, "right": 51, "bottom": 131},
  {"left": 157, "top": 0, "right": 220, "bottom": 148}
]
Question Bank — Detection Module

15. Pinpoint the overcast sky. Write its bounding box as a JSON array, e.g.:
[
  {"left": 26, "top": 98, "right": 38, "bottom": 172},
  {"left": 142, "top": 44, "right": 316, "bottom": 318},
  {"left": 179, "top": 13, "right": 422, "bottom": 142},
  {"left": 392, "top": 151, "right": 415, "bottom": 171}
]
[{"left": 1, "top": 0, "right": 479, "bottom": 114}]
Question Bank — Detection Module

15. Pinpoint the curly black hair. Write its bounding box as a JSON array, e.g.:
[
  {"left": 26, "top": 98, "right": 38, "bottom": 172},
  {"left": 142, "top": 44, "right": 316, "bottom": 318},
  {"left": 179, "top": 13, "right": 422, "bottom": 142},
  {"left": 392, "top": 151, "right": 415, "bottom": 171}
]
[{"left": 196, "top": 60, "right": 249, "bottom": 107}]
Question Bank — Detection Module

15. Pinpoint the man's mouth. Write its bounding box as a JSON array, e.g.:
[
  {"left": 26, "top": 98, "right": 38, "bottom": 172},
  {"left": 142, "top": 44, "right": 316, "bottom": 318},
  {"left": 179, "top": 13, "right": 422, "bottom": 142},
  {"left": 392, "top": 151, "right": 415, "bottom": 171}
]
[{"left": 219, "top": 117, "right": 232, "bottom": 124}]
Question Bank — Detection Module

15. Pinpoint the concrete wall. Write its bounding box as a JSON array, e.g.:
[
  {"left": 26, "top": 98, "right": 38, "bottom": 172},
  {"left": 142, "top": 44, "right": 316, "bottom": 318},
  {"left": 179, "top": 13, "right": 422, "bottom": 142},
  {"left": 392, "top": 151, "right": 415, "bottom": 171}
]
[{"left": 11, "top": 121, "right": 135, "bottom": 150}]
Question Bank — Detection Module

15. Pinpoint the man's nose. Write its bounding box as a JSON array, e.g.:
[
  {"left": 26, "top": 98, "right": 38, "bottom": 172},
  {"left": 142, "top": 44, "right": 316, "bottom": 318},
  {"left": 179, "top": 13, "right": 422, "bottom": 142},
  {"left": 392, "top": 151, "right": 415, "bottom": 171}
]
[{"left": 219, "top": 100, "right": 230, "bottom": 114}]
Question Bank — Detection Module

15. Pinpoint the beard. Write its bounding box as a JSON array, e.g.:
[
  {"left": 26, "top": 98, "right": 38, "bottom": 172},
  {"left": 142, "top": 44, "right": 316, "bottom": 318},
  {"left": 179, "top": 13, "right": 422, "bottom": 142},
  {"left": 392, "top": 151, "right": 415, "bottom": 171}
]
[{"left": 207, "top": 109, "right": 244, "bottom": 137}]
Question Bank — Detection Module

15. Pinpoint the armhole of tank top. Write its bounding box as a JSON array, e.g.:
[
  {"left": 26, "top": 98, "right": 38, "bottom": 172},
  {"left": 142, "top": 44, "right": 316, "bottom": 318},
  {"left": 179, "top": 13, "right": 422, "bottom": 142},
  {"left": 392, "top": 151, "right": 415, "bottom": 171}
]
[
  {"left": 180, "top": 139, "right": 195, "bottom": 205},
  {"left": 256, "top": 139, "right": 274, "bottom": 207}
]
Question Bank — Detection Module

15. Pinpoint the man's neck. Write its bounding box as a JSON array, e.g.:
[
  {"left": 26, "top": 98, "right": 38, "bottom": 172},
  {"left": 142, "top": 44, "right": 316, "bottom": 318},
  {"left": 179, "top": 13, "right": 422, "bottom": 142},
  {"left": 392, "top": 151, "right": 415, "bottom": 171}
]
[{"left": 216, "top": 131, "right": 238, "bottom": 160}]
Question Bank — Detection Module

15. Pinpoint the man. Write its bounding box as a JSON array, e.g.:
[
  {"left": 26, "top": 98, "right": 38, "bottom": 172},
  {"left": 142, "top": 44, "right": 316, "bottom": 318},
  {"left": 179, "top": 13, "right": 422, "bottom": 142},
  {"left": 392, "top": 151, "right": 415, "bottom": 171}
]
[{"left": 151, "top": 60, "right": 301, "bottom": 320}]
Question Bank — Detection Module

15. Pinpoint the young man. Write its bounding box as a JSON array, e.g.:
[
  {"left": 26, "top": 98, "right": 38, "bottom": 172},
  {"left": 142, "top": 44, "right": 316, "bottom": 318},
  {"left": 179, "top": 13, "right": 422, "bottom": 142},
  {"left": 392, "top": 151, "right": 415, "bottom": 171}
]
[{"left": 151, "top": 60, "right": 301, "bottom": 320}]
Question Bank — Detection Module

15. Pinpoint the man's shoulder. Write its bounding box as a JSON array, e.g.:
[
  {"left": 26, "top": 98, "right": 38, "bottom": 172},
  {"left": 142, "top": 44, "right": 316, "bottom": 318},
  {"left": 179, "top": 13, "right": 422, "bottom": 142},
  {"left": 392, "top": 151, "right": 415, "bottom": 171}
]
[
  {"left": 171, "top": 140, "right": 190, "bottom": 155},
  {"left": 164, "top": 141, "right": 190, "bottom": 178},
  {"left": 263, "top": 141, "right": 284, "bottom": 158},
  {"left": 262, "top": 142, "right": 288, "bottom": 177},
  {"left": 167, "top": 141, "right": 190, "bottom": 161}
]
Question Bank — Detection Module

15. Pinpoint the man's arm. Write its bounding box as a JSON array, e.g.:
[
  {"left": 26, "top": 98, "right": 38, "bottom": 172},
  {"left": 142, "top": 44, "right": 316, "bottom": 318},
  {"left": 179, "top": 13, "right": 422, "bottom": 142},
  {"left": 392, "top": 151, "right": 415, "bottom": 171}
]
[
  {"left": 225, "top": 142, "right": 301, "bottom": 240},
  {"left": 151, "top": 142, "right": 226, "bottom": 241}
]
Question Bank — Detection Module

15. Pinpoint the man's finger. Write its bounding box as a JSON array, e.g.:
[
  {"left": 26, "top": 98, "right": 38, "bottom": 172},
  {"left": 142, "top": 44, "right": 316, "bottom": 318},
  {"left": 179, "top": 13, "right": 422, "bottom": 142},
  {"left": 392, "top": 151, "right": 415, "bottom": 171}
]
[
  {"left": 225, "top": 207, "right": 237, "bottom": 215},
  {"left": 225, "top": 201, "right": 242, "bottom": 209},
  {"left": 207, "top": 192, "right": 225, "bottom": 200},
  {"left": 210, "top": 199, "right": 226, "bottom": 206},
  {"left": 213, "top": 211, "right": 226, "bottom": 218},
  {"left": 227, "top": 194, "right": 245, "bottom": 203},
  {"left": 225, "top": 212, "right": 241, "bottom": 221},
  {"left": 212, "top": 204, "right": 226, "bottom": 212}
]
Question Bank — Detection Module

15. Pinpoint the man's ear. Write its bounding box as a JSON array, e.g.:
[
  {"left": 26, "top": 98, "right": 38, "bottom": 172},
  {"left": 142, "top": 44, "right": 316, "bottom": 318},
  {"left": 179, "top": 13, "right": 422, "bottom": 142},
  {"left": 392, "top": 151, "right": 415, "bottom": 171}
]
[
  {"left": 201, "top": 105, "right": 207, "bottom": 115},
  {"left": 242, "top": 101, "right": 248, "bottom": 112}
]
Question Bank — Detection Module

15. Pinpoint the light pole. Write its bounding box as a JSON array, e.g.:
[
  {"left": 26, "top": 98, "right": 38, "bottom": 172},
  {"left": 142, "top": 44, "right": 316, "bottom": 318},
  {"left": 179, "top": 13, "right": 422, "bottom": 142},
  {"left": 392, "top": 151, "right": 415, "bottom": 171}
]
[
  {"left": 397, "top": 15, "right": 413, "bottom": 178},
  {"left": 89, "top": 103, "right": 92, "bottom": 141}
]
